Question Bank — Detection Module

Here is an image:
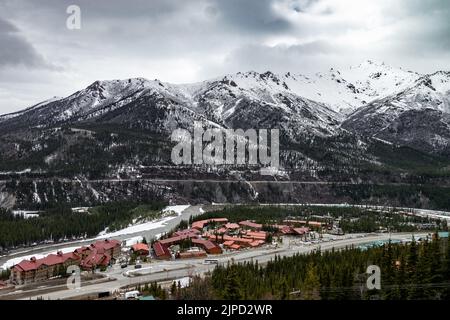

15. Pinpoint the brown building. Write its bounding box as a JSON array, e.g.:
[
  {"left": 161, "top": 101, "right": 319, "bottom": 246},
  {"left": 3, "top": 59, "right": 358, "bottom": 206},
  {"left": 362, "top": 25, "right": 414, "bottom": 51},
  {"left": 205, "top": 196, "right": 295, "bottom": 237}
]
[
  {"left": 191, "top": 218, "right": 229, "bottom": 230},
  {"left": 131, "top": 243, "right": 150, "bottom": 256},
  {"left": 10, "top": 239, "right": 121, "bottom": 285},
  {"left": 10, "top": 251, "right": 81, "bottom": 285},
  {"left": 91, "top": 239, "right": 121, "bottom": 259},
  {"left": 208, "top": 234, "right": 254, "bottom": 247},
  {"left": 191, "top": 238, "right": 222, "bottom": 254},
  {"left": 153, "top": 242, "right": 172, "bottom": 260},
  {"left": 239, "top": 220, "right": 263, "bottom": 230},
  {"left": 177, "top": 250, "right": 207, "bottom": 259}
]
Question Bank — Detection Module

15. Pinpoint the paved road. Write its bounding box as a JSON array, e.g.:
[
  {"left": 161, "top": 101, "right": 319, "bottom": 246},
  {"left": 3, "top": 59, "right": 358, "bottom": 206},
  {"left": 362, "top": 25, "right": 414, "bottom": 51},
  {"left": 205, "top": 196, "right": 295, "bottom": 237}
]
[
  {"left": 0, "top": 178, "right": 422, "bottom": 186},
  {"left": 21, "top": 232, "right": 428, "bottom": 300}
]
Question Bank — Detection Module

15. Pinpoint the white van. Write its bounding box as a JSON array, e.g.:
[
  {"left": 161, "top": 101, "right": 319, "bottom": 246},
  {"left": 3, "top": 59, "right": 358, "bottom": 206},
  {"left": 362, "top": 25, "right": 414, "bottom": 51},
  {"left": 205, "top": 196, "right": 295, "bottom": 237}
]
[{"left": 125, "top": 290, "right": 140, "bottom": 299}]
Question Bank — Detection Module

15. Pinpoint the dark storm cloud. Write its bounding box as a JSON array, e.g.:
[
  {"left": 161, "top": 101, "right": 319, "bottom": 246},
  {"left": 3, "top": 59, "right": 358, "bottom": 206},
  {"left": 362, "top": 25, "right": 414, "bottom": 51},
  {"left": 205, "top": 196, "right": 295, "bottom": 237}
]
[
  {"left": 0, "top": 17, "right": 49, "bottom": 68},
  {"left": 210, "top": 0, "right": 292, "bottom": 34}
]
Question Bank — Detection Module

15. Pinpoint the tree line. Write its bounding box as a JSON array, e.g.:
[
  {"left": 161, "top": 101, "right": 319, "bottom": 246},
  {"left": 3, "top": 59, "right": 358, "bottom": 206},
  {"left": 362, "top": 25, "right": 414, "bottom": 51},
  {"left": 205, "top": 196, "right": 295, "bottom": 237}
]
[
  {"left": 175, "top": 235, "right": 450, "bottom": 300},
  {"left": 0, "top": 201, "right": 166, "bottom": 250}
]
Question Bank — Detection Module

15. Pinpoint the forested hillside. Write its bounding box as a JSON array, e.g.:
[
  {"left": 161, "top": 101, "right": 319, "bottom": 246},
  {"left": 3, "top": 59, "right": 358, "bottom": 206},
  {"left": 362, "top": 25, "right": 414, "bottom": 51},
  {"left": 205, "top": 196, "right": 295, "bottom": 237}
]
[{"left": 0, "top": 201, "right": 166, "bottom": 249}]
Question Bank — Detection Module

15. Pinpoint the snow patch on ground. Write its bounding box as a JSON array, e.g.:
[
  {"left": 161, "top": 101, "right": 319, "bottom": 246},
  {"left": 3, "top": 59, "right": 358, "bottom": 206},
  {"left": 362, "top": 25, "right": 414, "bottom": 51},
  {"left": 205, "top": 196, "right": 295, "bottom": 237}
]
[
  {"left": 163, "top": 205, "right": 190, "bottom": 215},
  {"left": 124, "top": 236, "right": 144, "bottom": 247},
  {"left": 96, "top": 205, "right": 190, "bottom": 239}
]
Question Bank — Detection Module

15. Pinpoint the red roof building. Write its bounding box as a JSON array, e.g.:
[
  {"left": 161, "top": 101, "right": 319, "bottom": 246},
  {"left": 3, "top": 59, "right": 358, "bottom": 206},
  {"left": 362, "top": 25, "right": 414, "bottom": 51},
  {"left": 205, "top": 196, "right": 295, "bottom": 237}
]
[
  {"left": 10, "top": 239, "right": 120, "bottom": 285},
  {"left": 239, "top": 220, "right": 263, "bottom": 230},
  {"left": 191, "top": 238, "right": 222, "bottom": 254},
  {"left": 284, "top": 219, "right": 323, "bottom": 228},
  {"left": 131, "top": 243, "right": 150, "bottom": 256},
  {"left": 249, "top": 240, "right": 265, "bottom": 247},
  {"left": 223, "top": 240, "right": 235, "bottom": 247},
  {"left": 80, "top": 250, "right": 111, "bottom": 271},
  {"left": 174, "top": 229, "right": 200, "bottom": 237},
  {"left": 91, "top": 239, "right": 121, "bottom": 258},
  {"left": 277, "top": 225, "right": 294, "bottom": 234},
  {"left": 159, "top": 233, "right": 198, "bottom": 247},
  {"left": 12, "top": 251, "right": 81, "bottom": 274},
  {"left": 243, "top": 231, "right": 267, "bottom": 241},
  {"left": 293, "top": 227, "right": 310, "bottom": 235},
  {"left": 191, "top": 218, "right": 229, "bottom": 230},
  {"left": 177, "top": 251, "right": 207, "bottom": 259},
  {"left": 153, "top": 242, "right": 172, "bottom": 260},
  {"left": 208, "top": 234, "right": 253, "bottom": 246}
]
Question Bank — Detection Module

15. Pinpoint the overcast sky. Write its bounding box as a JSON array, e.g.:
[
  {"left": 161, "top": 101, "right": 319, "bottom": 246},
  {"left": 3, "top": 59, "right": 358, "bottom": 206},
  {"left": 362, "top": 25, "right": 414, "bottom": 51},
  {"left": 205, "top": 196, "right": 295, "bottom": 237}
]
[{"left": 0, "top": 0, "right": 449, "bottom": 114}]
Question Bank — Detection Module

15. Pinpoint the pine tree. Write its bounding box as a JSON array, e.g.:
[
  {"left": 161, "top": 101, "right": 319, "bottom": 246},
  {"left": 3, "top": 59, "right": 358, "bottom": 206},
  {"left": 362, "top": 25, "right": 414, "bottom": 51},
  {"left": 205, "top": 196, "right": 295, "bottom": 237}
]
[
  {"left": 381, "top": 242, "right": 395, "bottom": 300},
  {"left": 301, "top": 263, "right": 321, "bottom": 300},
  {"left": 223, "top": 267, "right": 241, "bottom": 300},
  {"left": 409, "top": 241, "right": 429, "bottom": 299},
  {"left": 441, "top": 236, "right": 450, "bottom": 299},
  {"left": 170, "top": 281, "right": 177, "bottom": 298},
  {"left": 406, "top": 238, "right": 418, "bottom": 276},
  {"left": 394, "top": 254, "right": 407, "bottom": 299},
  {"left": 428, "top": 234, "right": 443, "bottom": 299}
]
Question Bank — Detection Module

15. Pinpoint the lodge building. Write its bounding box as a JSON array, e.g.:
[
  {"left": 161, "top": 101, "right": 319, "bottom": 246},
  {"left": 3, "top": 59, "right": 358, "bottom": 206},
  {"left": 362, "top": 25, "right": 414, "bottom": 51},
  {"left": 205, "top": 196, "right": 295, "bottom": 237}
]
[{"left": 10, "top": 239, "right": 121, "bottom": 285}]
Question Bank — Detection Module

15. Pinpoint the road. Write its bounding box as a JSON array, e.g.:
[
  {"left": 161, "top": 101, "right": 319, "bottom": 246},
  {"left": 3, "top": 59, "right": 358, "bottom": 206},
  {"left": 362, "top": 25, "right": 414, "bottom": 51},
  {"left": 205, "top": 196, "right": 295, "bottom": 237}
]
[
  {"left": 0, "top": 177, "right": 425, "bottom": 186},
  {"left": 20, "top": 231, "right": 428, "bottom": 300}
]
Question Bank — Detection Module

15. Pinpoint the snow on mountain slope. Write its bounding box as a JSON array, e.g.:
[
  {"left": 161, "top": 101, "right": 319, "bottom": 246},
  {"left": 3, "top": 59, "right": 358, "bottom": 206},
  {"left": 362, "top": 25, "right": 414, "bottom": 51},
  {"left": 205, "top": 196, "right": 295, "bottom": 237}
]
[
  {"left": 0, "top": 60, "right": 424, "bottom": 126},
  {"left": 188, "top": 71, "right": 341, "bottom": 138},
  {"left": 0, "top": 70, "right": 342, "bottom": 138},
  {"left": 343, "top": 71, "right": 450, "bottom": 153},
  {"left": 54, "top": 78, "right": 163, "bottom": 122},
  {"left": 343, "top": 60, "right": 421, "bottom": 100},
  {"left": 0, "top": 61, "right": 448, "bottom": 150},
  {"left": 0, "top": 96, "right": 62, "bottom": 122},
  {"left": 0, "top": 78, "right": 206, "bottom": 131},
  {"left": 280, "top": 60, "right": 421, "bottom": 114}
]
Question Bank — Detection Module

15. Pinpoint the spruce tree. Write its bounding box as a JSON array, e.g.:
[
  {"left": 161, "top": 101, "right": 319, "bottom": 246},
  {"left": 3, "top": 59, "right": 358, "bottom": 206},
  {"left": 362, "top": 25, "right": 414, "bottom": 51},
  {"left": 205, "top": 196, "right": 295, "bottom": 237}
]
[
  {"left": 301, "top": 263, "right": 321, "bottom": 300},
  {"left": 381, "top": 242, "right": 395, "bottom": 299},
  {"left": 223, "top": 267, "right": 241, "bottom": 300}
]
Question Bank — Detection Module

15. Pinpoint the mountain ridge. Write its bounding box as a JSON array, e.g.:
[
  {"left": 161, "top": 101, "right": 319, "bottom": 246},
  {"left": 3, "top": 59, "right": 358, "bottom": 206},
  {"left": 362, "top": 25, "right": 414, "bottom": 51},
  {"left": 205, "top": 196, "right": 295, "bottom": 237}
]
[
  {"left": 0, "top": 61, "right": 449, "bottom": 184},
  {"left": 1, "top": 59, "right": 442, "bottom": 121}
]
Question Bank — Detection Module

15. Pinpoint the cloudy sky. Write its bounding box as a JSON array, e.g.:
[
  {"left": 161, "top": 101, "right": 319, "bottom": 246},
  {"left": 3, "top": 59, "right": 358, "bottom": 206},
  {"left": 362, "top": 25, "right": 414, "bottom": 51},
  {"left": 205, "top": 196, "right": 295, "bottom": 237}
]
[{"left": 0, "top": 0, "right": 449, "bottom": 114}]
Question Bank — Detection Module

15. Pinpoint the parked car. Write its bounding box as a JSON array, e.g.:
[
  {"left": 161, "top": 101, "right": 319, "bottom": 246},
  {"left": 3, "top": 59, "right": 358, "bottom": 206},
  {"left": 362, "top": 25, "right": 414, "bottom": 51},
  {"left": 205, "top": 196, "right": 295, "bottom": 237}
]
[
  {"left": 134, "top": 264, "right": 142, "bottom": 269},
  {"left": 125, "top": 290, "right": 140, "bottom": 300},
  {"left": 121, "top": 264, "right": 128, "bottom": 269}
]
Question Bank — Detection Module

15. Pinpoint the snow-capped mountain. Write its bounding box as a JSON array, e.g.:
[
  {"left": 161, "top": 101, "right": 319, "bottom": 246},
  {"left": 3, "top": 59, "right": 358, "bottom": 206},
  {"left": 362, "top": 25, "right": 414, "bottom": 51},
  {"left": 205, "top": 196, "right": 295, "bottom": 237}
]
[
  {"left": 343, "top": 71, "right": 450, "bottom": 153},
  {"left": 0, "top": 60, "right": 425, "bottom": 125},
  {"left": 1, "top": 60, "right": 449, "bottom": 163},
  {"left": 0, "top": 97, "right": 62, "bottom": 122},
  {"left": 0, "top": 71, "right": 343, "bottom": 139},
  {"left": 274, "top": 60, "right": 420, "bottom": 114}
]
